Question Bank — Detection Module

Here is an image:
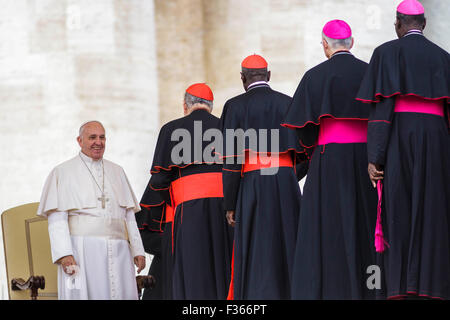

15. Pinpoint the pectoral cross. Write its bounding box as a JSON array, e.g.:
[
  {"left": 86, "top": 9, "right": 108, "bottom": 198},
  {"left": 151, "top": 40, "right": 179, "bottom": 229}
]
[{"left": 98, "top": 194, "right": 109, "bottom": 209}]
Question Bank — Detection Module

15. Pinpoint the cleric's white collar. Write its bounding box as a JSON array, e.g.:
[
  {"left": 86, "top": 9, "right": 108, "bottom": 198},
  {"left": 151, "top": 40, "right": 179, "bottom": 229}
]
[
  {"left": 403, "top": 29, "right": 423, "bottom": 37},
  {"left": 247, "top": 81, "right": 270, "bottom": 91},
  {"left": 79, "top": 151, "right": 102, "bottom": 165},
  {"left": 331, "top": 51, "right": 352, "bottom": 58}
]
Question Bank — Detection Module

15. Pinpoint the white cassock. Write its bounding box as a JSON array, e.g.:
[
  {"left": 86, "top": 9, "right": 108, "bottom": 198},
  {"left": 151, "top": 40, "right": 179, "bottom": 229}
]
[{"left": 37, "top": 152, "right": 145, "bottom": 300}]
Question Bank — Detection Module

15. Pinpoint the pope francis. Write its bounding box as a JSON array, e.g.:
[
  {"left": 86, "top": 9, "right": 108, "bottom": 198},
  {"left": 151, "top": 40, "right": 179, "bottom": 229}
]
[{"left": 37, "top": 120, "right": 146, "bottom": 300}]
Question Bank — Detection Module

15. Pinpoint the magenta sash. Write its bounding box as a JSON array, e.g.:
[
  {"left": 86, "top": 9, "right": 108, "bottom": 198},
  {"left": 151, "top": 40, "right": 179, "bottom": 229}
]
[
  {"left": 395, "top": 95, "right": 444, "bottom": 116},
  {"left": 318, "top": 118, "right": 368, "bottom": 145}
]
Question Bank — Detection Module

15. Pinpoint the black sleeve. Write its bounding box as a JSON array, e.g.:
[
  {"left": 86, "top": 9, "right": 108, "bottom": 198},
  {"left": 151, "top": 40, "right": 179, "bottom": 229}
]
[
  {"left": 220, "top": 101, "right": 243, "bottom": 211},
  {"left": 367, "top": 97, "right": 395, "bottom": 166},
  {"left": 295, "top": 123, "right": 319, "bottom": 149},
  {"left": 222, "top": 160, "right": 242, "bottom": 211},
  {"left": 295, "top": 125, "right": 318, "bottom": 162},
  {"left": 139, "top": 228, "right": 162, "bottom": 256},
  {"left": 149, "top": 170, "right": 176, "bottom": 206}
]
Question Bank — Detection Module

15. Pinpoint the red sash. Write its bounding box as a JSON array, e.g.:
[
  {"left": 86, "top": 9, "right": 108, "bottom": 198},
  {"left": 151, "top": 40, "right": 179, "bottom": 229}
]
[
  {"left": 171, "top": 172, "right": 223, "bottom": 208},
  {"left": 167, "top": 172, "right": 223, "bottom": 253},
  {"left": 242, "top": 152, "right": 293, "bottom": 173},
  {"left": 164, "top": 204, "right": 174, "bottom": 223}
]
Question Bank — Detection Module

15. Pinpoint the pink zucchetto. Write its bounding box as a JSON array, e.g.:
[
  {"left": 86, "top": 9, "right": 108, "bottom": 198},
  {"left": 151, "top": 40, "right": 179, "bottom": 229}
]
[
  {"left": 397, "top": 0, "right": 425, "bottom": 15},
  {"left": 322, "top": 20, "right": 352, "bottom": 39}
]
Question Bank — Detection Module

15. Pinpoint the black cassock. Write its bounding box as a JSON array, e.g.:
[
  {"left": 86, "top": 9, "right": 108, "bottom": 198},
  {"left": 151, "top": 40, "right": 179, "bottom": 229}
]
[
  {"left": 220, "top": 82, "right": 306, "bottom": 300},
  {"left": 148, "top": 109, "right": 233, "bottom": 300},
  {"left": 136, "top": 185, "right": 170, "bottom": 300},
  {"left": 283, "top": 51, "right": 378, "bottom": 299},
  {"left": 356, "top": 31, "right": 450, "bottom": 300}
]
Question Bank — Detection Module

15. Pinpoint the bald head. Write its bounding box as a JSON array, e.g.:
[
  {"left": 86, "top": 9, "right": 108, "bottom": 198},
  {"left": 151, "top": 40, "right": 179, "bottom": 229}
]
[
  {"left": 79, "top": 120, "right": 105, "bottom": 136},
  {"left": 77, "top": 121, "right": 106, "bottom": 160}
]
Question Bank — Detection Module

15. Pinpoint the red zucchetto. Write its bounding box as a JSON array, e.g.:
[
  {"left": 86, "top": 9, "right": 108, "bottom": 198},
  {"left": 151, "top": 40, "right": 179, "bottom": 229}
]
[
  {"left": 241, "top": 54, "right": 268, "bottom": 69},
  {"left": 185, "top": 83, "right": 214, "bottom": 101}
]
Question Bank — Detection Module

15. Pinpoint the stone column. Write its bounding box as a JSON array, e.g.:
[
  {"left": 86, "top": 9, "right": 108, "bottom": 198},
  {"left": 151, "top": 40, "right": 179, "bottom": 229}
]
[
  {"left": 154, "top": 0, "right": 206, "bottom": 124},
  {"left": 201, "top": 0, "right": 399, "bottom": 116},
  {"left": 422, "top": 0, "right": 450, "bottom": 51},
  {"left": 0, "top": 0, "right": 159, "bottom": 209},
  {"left": 0, "top": 0, "right": 159, "bottom": 297}
]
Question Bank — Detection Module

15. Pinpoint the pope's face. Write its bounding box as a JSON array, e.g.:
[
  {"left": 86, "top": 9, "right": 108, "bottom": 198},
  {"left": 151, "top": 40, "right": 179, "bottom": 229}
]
[{"left": 77, "top": 122, "right": 106, "bottom": 161}]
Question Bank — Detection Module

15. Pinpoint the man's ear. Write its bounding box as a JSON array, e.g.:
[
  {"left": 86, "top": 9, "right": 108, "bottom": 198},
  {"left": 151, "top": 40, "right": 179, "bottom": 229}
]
[
  {"left": 350, "top": 37, "right": 354, "bottom": 50},
  {"left": 422, "top": 18, "right": 426, "bottom": 31},
  {"left": 76, "top": 136, "right": 82, "bottom": 147},
  {"left": 395, "top": 17, "right": 401, "bottom": 31},
  {"left": 267, "top": 70, "right": 271, "bottom": 82},
  {"left": 240, "top": 72, "right": 246, "bottom": 84},
  {"left": 322, "top": 38, "right": 328, "bottom": 50}
]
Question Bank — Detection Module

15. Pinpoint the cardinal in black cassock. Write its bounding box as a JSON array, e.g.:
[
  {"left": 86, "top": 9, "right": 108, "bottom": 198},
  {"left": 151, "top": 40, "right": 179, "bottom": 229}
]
[
  {"left": 145, "top": 83, "right": 233, "bottom": 300},
  {"left": 356, "top": 0, "right": 450, "bottom": 300},
  {"left": 135, "top": 185, "right": 170, "bottom": 300},
  {"left": 283, "top": 20, "right": 377, "bottom": 300},
  {"left": 221, "top": 55, "right": 307, "bottom": 300}
]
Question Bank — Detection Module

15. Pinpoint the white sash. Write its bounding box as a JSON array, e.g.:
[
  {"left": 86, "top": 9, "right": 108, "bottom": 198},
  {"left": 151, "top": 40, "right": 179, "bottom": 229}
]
[{"left": 68, "top": 215, "right": 129, "bottom": 241}]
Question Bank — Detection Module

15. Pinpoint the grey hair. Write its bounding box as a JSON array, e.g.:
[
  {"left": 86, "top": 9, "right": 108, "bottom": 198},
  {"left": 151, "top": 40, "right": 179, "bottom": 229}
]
[
  {"left": 78, "top": 120, "right": 105, "bottom": 137},
  {"left": 322, "top": 33, "right": 352, "bottom": 50},
  {"left": 184, "top": 92, "right": 213, "bottom": 111}
]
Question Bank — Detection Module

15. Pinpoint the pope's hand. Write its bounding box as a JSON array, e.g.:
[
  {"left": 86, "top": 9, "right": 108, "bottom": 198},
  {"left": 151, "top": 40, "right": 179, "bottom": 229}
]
[
  {"left": 57, "top": 255, "right": 77, "bottom": 275},
  {"left": 134, "top": 255, "right": 146, "bottom": 274}
]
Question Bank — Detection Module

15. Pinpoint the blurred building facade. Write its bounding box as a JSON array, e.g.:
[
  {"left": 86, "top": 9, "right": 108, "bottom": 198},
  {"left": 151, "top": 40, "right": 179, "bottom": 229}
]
[{"left": 0, "top": 0, "right": 448, "bottom": 299}]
